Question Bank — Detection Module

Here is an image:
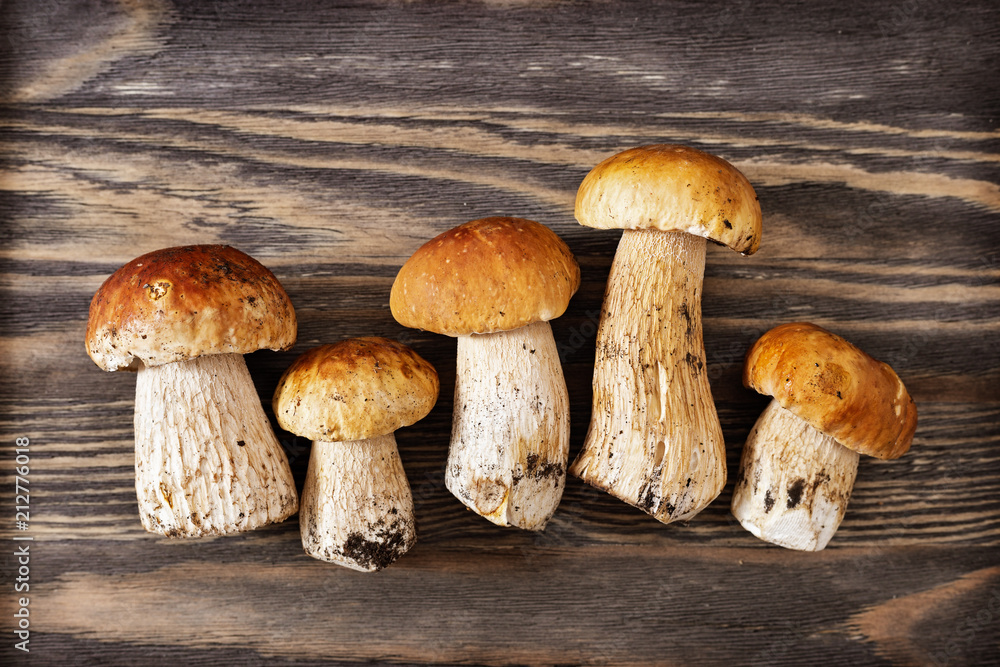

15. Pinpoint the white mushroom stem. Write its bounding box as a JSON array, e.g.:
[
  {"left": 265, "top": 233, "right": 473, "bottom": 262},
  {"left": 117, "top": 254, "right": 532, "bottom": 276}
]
[
  {"left": 300, "top": 433, "right": 416, "bottom": 571},
  {"left": 731, "top": 399, "right": 860, "bottom": 551},
  {"left": 447, "top": 319, "right": 570, "bottom": 530},
  {"left": 133, "top": 353, "right": 299, "bottom": 538},
  {"left": 570, "top": 229, "right": 726, "bottom": 523}
]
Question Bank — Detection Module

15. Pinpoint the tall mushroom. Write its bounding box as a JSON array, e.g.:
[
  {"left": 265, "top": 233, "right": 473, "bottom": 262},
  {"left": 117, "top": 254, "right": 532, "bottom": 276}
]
[
  {"left": 390, "top": 217, "right": 580, "bottom": 530},
  {"left": 569, "top": 145, "right": 762, "bottom": 524},
  {"left": 86, "top": 244, "right": 299, "bottom": 537},
  {"left": 272, "top": 337, "right": 439, "bottom": 571},
  {"left": 731, "top": 322, "right": 918, "bottom": 551}
]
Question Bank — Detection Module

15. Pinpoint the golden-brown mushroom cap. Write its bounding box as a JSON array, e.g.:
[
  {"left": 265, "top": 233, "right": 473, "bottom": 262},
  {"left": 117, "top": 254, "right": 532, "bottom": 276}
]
[
  {"left": 389, "top": 217, "right": 581, "bottom": 336},
  {"left": 272, "top": 337, "right": 439, "bottom": 442},
  {"left": 86, "top": 244, "right": 297, "bottom": 371},
  {"left": 575, "top": 144, "right": 762, "bottom": 255},
  {"left": 743, "top": 322, "right": 918, "bottom": 460}
]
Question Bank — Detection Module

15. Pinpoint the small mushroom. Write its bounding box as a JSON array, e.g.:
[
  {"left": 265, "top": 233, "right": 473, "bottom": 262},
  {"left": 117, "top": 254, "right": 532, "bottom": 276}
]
[
  {"left": 85, "top": 244, "right": 299, "bottom": 537},
  {"left": 272, "top": 337, "right": 439, "bottom": 571},
  {"left": 731, "top": 322, "right": 918, "bottom": 551},
  {"left": 390, "top": 217, "right": 580, "bottom": 530},
  {"left": 569, "top": 145, "right": 762, "bottom": 524}
]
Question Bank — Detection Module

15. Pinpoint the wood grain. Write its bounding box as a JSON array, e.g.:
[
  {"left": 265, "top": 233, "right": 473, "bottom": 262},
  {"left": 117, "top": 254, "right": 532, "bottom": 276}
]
[{"left": 1, "top": 0, "right": 998, "bottom": 664}]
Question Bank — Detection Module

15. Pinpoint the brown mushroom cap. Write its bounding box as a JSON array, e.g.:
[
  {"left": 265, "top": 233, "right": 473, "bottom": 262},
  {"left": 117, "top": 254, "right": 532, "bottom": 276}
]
[
  {"left": 389, "top": 217, "right": 581, "bottom": 336},
  {"left": 273, "top": 337, "right": 440, "bottom": 442},
  {"left": 86, "top": 245, "right": 297, "bottom": 371},
  {"left": 575, "top": 144, "right": 762, "bottom": 255},
  {"left": 743, "top": 322, "right": 918, "bottom": 460}
]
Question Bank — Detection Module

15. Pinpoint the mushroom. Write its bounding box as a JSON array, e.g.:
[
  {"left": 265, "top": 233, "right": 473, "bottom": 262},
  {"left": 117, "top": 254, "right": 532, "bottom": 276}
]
[
  {"left": 390, "top": 217, "right": 580, "bottom": 530},
  {"left": 569, "top": 145, "right": 762, "bottom": 524},
  {"left": 85, "top": 244, "right": 299, "bottom": 537},
  {"left": 272, "top": 337, "right": 439, "bottom": 571},
  {"left": 731, "top": 322, "right": 918, "bottom": 551}
]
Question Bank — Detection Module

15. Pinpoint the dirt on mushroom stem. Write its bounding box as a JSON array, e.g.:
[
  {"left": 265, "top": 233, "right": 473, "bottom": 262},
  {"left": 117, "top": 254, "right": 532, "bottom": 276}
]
[
  {"left": 446, "top": 320, "right": 570, "bottom": 531},
  {"left": 569, "top": 228, "right": 727, "bottom": 524},
  {"left": 134, "top": 353, "right": 299, "bottom": 538},
  {"left": 300, "top": 434, "right": 417, "bottom": 572},
  {"left": 731, "top": 399, "right": 860, "bottom": 551}
]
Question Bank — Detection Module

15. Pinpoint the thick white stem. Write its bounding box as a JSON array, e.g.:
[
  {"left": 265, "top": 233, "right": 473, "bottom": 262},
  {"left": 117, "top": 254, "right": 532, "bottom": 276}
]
[
  {"left": 300, "top": 433, "right": 416, "bottom": 571},
  {"left": 731, "top": 399, "right": 860, "bottom": 551},
  {"left": 134, "top": 353, "right": 299, "bottom": 538},
  {"left": 446, "top": 320, "right": 570, "bottom": 530},
  {"left": 570, "top": 229, "right": 726, "bottom": 524}
]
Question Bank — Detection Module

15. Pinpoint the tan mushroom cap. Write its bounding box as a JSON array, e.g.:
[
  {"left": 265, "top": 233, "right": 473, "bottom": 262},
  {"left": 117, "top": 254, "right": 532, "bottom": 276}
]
[
  {"left": 575, "top": 144, "right": 762, "bottom": 255},
  {"left": 273, "top": 337, "right": 440, "bottom": 442},
  {"left": 743, "top": 322, "right": 918, "bottom": 460},
  {"left": 86, "top": 244, "right": 297, "bottom": 371},
  {"left": 390, "top": 217, "right": 581, "bottom": 336}
]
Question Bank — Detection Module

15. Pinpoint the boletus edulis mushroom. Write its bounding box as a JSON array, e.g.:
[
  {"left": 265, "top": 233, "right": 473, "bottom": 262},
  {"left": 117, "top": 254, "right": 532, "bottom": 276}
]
[
  {"left": 272, "top": 337, "right": 439, "bottom": 571},
  {"left": 569, "top": 145, "right": 762, "bottom": 524},
  {"left": 390, "top": 217, "right": 580, "bottom": 530},
  {"left": 731, "top": 322, "right": 918, "bottom": 551},
  {"left": 85, "top": 244, "right": 299, "bottom": 537}
]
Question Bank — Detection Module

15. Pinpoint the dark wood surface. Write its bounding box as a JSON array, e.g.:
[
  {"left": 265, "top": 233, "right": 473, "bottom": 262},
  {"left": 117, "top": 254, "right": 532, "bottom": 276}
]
[{"left": 2, "top": 1, "right": 999, "bottom": 665}]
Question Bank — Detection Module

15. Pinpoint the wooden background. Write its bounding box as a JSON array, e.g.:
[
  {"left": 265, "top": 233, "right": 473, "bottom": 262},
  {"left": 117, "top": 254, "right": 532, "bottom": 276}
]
[{"left": 1, "top": 1, "right": 998, "bottom": 664}]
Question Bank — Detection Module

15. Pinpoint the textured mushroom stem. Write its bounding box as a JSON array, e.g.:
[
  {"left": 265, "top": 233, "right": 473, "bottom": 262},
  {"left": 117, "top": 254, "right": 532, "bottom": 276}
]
[
  {"left": 300, "top": 433, "right": 416, "bottom": 571},
  {"left": 731, "top": 399, "right": 860, "bottom": 551},
  {"left": 133, "top": 353, "right": 299, "bottom": 538},
  {"left": 446, "top": 320, "right": 570, "bottom": 530},
  {"left": 570, "top": 229, "right": 725, "bottom": 523}
]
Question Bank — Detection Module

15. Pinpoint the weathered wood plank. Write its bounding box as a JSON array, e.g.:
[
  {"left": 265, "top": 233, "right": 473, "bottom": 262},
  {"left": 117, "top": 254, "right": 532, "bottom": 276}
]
[
  {"left": 3, "top": 396, "right": 996, "bottom": 549},
  {"left": 1, "top": 0, "right": 998, "bottom": 664},
  {"left": 19, "top": 543, "right": 1000, "bottom": 666}
]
